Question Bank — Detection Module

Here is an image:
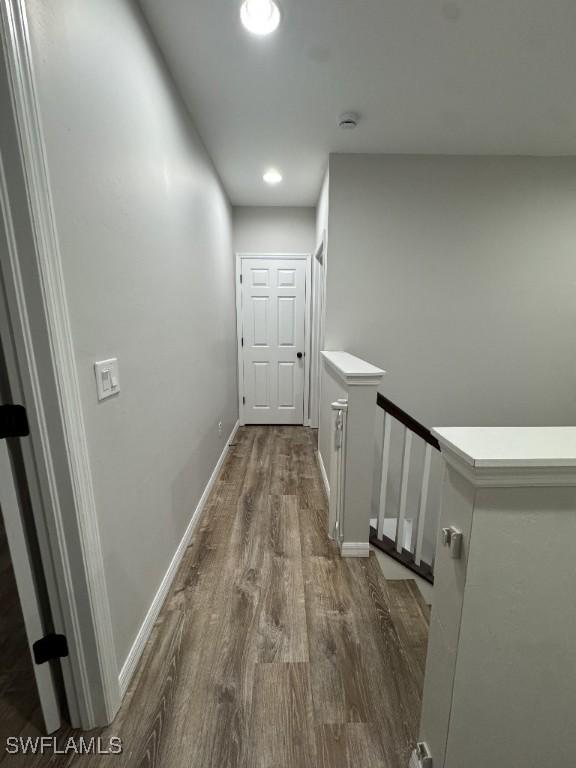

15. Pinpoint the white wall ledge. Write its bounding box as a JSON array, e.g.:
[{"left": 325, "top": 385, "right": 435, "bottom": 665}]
[
  {"left": 433, "top": 426, "right": 576, "bottom": 487},
  {"left": 321, "top": 350, "right": 385, "bottom": 386}
]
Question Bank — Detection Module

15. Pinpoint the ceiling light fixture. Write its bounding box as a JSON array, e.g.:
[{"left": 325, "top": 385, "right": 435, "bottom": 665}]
[
  {"left": 240, "top": 0, "right": 281, "bottom": 36},
  {"left": 263, "top": 168, "right": 283, "bottom": 185}
]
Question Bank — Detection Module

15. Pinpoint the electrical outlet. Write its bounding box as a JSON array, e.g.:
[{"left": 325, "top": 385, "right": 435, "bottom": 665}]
[{"left": 218, "top": 420, "right": 223, "bottom": 436}]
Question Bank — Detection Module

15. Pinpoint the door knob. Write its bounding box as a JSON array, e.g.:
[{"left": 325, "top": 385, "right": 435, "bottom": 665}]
[{"left": 297, "top": 352, "right": 303, "bottom": 359}]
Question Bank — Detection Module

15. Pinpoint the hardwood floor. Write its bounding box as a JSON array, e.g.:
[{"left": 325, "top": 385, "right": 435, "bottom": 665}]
[{"left": 1, "top": 426, "right": 429, "bottom": 767}]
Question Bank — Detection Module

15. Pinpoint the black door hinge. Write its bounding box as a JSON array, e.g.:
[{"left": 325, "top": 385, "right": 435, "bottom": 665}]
[
  {"left": 33, "top": 633, "right": 69, "bottom": 665},
  {"left": 243, "top": 396, "right": 246, "bottom": 405},
  {"left": 241, "top": 336, "right": 244, "bottom": 347},
  {"left": 0, "top": 404, "right": 29, "bottom": 439},
  {"left": 240, "top": 274, "right": 243, "bottom": 284}
]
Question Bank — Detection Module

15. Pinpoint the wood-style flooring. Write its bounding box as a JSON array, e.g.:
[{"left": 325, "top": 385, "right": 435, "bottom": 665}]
[{"left": 1, "top": 426, "right": 429, "bottom": 767}]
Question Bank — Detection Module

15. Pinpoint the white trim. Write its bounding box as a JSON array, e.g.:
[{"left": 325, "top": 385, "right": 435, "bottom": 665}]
[
  {"left": 316, "top": 449, "right": 330, "bottom": 500},
  {"left": 235, "top": 253, "right": 312, "bottom": 427},
  {"left": 339, "top": 542, "right": 370, "bottom": 558},
  {"left": 303, "top": 254, "right": 312, "bottom": 426},
  {"left": 310, "top": 233, "right": 325, "bottom": 428},
  {"left": 314, "top": 236, "right": 324, "bottom": 265},
  {"left": 442, "top": 448, "right": 576, "bottom": 487},
  {"left": 321, "top": 350, "right": 385, "bottom": 387},
  {"left": 0, "top": 132, "right": 76, "bottom": 729},
  {"left": 433, "top": 426, "right": 576, "bottom": 468},
  {"left": 118, "top": 420, "right": 240, "bottom": 695},
  {"left": 0, "top": 0, "right": 119, "bottom": 726},
  {"left": 235, "top": 256, "right": 244, "bottom": 424},
  {"left": 433, "top": 427, "right": 576, "bottom": 487}
]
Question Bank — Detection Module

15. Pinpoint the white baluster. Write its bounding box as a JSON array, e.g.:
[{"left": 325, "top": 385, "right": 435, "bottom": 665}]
[
  {"left": 397, "top": 428, "right": 412, "bottom": 554},
  {"left": 415, "top": 443, "right": 432, "bottom": 566},
  {"left": 377, "top": 412, "right": 392, "bottom": 539}
]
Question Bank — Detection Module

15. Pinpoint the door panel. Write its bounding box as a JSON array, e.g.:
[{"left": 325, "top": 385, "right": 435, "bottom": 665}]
[
  {"left": 241, "top": 258, "right": 306, "bottom": 424},
  {"left": 253, "top": 362, "right": 270, "bottom": 409},
  {"left": 0, "top": 439, "right": 62, "bottom": 733},
  {"left": 278, "top": 297, "right": 295, "bottom": 346},
  {"left": 278, "top": 268, "right": 296, "bottom": 286},
  {"left": 251, "top": 268, "right": 269, "bottom": 286},
  {"left": 251, "top": 297, "right": 269, "bottom": 347},
  {"left": 278, "top": 362, "right": 296, "bottom": 408},
  {"left": 0, "top": 295, "right": 62, "bottom": 734}
]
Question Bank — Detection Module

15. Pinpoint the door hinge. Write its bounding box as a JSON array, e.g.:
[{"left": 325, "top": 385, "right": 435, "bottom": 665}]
[
  {"left": 0, "top": 404, "right": 30, "bottom": 439},
  {"left": 239, "top": 274, "right": 243, "bottom": 284},
  {"left": 32, "top": 633, "right": 69, "bottom": 665},
  {"left": 241, "top": 336, "right": 244, "bottom": 347},
  {"left": 243, "top": 396, "right": 246, "bottom": 405}
]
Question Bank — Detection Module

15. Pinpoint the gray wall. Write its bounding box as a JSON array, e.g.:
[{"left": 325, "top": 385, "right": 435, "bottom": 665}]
[
  {"left": 26, "top": 0, "right": 237, "bottom": 669},
  {"left": 233, "top": 206, "right": 315, "bottom": 254},
  {"left": 324, "top": 154, "right": 576, "bottom": 561},
  {"left": 326, "top": 154, "right": 576, "bottom": 427}
]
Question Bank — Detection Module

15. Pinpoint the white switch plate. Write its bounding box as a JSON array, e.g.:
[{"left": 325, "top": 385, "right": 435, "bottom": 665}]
[{"left": 94, "top": 358, "right": 120, "bottom": 401}]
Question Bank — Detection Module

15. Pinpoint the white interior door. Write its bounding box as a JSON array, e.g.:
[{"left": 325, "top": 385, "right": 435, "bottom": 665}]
[
  {"left": 0, "top": 429, "right": 62, "bottom": 734},
  {"left": 240, "top": 257, "right": 307, "bottom": 425}
]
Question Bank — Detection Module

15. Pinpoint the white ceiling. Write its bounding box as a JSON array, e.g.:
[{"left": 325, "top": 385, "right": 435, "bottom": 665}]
[{"left": 139, "top": 0, "right": 576, "bottom": 206}]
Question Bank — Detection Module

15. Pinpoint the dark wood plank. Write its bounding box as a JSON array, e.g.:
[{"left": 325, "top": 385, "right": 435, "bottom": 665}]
[
  {"left": 248, "top": 663, "right": 316, "bottom": 768},
  {"left": 405, "top": 579, "right": 431, "bottom": 624},
  {"left": 304, "top": 555, "right": 373, "bottom": 724},
  {"left": 384, "top": 580, "right": 430, "bottom": 682},
  {"left": 316, "top": 723, "right": 393, "bottom": 768},
  {"left": 257, "top": 495, "right": 308, "bottom": 663},
  {"left": 342, "top": 556, "right": 425, "bottom": 766}
]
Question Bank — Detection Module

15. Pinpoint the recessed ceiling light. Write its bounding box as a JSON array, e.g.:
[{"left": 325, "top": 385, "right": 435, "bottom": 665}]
[
  {"left": 240, "top": 0, "right": 281, "bottom": 36},
  {"left": 263, "top": 168, "right": 283, "bottom": 185}
]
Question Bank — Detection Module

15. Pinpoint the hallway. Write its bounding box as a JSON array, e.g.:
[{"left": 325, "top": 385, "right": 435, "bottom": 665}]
[{"left": 3, "top": 426, "right": 428, "bottom": 767}]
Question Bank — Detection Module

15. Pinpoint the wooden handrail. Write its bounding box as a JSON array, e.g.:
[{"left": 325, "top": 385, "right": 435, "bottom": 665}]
[{"left": 376, "top": 393, "right": 440, "bottom": 451}]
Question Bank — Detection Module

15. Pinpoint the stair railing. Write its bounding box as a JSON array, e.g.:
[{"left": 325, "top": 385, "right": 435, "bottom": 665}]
[{"left": 370, "top": 393, "right": 441, "bottom": 584}]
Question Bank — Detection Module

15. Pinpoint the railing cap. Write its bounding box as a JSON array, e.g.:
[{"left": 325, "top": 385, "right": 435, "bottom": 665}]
[
  {"left": 433, "top": 426, "right": 576, "bottom": 487},
  {"left": 321, "top": 351, "right": 385, "bottom": 386}
]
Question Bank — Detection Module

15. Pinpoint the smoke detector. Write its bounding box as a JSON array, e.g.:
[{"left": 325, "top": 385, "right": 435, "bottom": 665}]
[{"left": 338, "top": 111, "right": 359, "bottom": 129}]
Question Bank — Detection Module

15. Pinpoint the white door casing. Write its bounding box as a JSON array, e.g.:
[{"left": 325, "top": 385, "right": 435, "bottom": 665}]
[
  {"left": 310, "top": 233, "right": 325, "bottom": 429},
  {"left": 0, "top": 0, "right": 120, "bottom": 728},
  {"left": 237, "top": 255, "right": 310, "bottom": 425},
  {"left": 0, "top": 437, "right": 62, "bottom": 733}
]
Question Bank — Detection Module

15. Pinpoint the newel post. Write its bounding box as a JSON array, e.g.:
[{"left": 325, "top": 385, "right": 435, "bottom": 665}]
[
  {"left": 414, "top": 426, "right": 576, "bottom": 768},
  {"left": 320, "top": 351, "right": 385, "bottom": 557}
]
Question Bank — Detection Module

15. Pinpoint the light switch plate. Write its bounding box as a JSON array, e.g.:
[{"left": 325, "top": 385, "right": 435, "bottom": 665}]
[{"left": 94, "top": 358, "right": 120, "bottom": 401}]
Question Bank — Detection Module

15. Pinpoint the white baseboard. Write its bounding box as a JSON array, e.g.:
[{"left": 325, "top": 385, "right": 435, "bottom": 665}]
[
  {"left": 340, "top": 541, "right": 370, "bottom": 558},
  {"left": 118, "top": 420, "right": 240, "bottom": 696},
  {"left": 316, "top": 449, "right": 330, "bottom": 500}
]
